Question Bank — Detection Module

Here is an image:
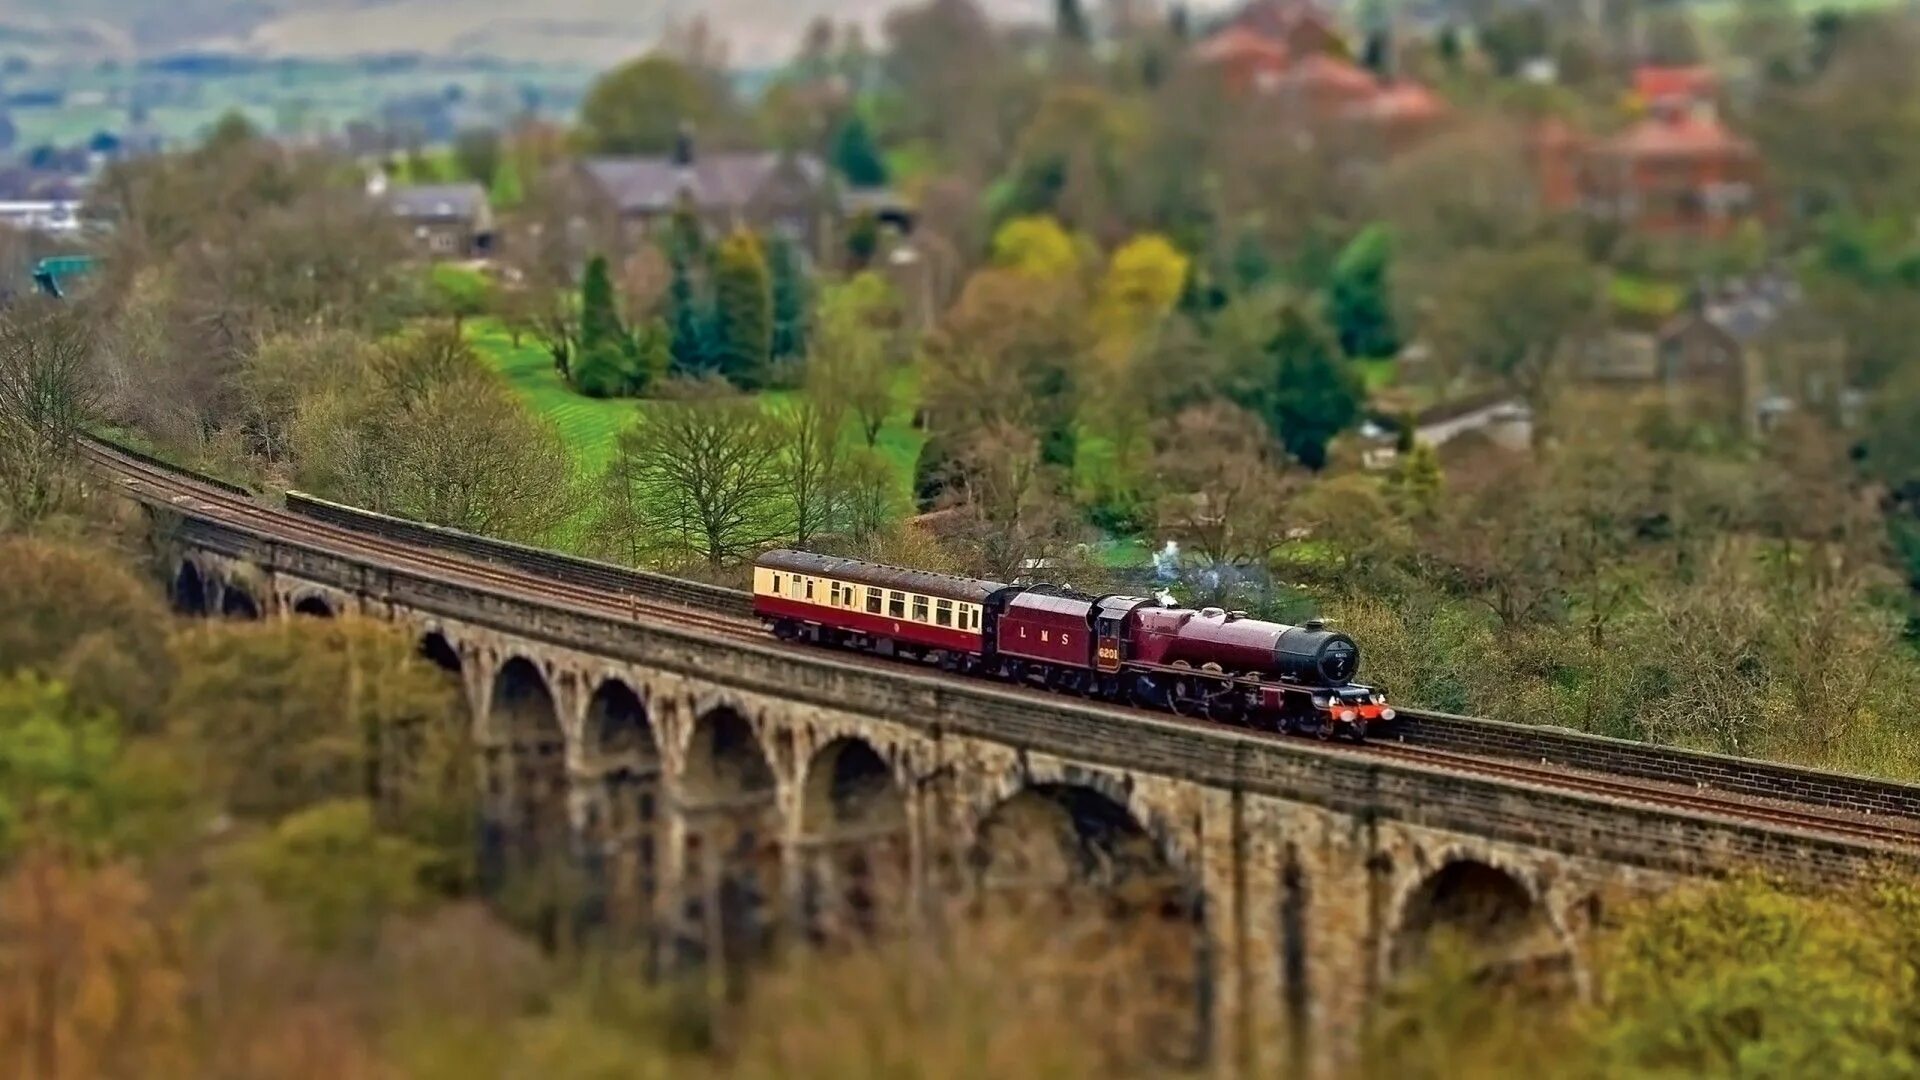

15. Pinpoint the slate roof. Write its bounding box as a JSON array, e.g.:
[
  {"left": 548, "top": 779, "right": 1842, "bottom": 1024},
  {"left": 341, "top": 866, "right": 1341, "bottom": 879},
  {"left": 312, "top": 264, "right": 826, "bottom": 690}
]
[
  {"left": 581, "top": 152, "right": 829, "bottom": 215},
  {"left": 387, "top": 182, "right": 489, "bottom": 222},
  {"left": 1663, "top": 273, "right": 1802, "bottom": 345}
]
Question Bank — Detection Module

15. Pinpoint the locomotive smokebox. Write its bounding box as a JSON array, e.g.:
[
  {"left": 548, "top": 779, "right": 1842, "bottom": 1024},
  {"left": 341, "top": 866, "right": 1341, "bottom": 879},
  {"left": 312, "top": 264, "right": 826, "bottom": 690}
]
[{"left": 1274, "top": 625, "right": 1360, "bottom": 686}]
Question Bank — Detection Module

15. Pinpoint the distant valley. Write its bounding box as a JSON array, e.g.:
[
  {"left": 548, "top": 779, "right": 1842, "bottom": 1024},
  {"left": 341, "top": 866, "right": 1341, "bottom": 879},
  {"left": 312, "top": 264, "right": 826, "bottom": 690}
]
[{"left": 0, "top": 0, "right": 1069, "bottom": 66}]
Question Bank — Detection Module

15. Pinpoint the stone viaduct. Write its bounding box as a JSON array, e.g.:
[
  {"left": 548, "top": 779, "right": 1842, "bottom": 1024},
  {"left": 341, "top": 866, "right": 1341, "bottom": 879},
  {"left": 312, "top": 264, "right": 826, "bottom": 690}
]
[{"left": 143, "top": 490, "right": 1913, "bottom": 1077}]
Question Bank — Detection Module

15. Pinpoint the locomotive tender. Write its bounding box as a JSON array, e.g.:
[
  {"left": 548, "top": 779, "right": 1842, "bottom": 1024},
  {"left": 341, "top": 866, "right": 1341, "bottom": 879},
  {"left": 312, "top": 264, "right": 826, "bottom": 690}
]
[{"left": 752, "top": 549, "right": 1393, "bottom": 740}]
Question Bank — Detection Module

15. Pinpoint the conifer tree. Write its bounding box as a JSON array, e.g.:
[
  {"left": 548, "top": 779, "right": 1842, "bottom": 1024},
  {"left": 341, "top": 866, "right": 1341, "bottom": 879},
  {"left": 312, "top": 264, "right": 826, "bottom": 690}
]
[
  {"left": 1056, "top": 0, "right": 1091, "bottom": 44},
  {"left": 665, "top": 196, "right": 711, "bottom": 375},
  {"left": 830, "top": 113, "right": 889, "bottom": 188},
  {"left": 579, "top": 254, "right": 622, "bottom": 351},
  {"left": 1258, "top": 303, "right": 1365, "bottom": 470},
  {"left": 768, "top": 235, "right": 810, "bottom": 361},
  {"left": 667, "top": 249, "right": 709, "bottom": 375},
  {"left": 712, "top": 229, "right": 774, "bottom": 388}
]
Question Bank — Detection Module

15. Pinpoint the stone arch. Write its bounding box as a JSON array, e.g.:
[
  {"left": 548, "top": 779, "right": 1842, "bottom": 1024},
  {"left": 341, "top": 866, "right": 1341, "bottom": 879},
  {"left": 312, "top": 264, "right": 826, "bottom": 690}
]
[
  {"left": 485, "top": 657, "right": 571, "bottom": 909},
  {"left": 418, "top": 631, "right": 463, "bottom": 675},
  {"left": 587, "top": 678, "right": 655, "bottom": 760},
  {"left": 675, "top": 706, "right": 782, "bottom": 990},
  {"left": 1389, "top": 857, "right": 1571, "bottom": 988},
  {"left": 581, "top": 678, "right": 663, "bottom": 941},
  {"left": 680, "top": 706, "right": 777, "bottom": 803},
  {"left": 219, "top": 581, "right": 260, "bottom": 620},
  {"left": 968, "top": 765, "right": 1202, "bottom": 886},
  {"left": 799, "top": 737, "right": 909, "bottom": 943},
  {"left": 971, "top": 783, "right": 1208, "bottom": 1064},
  {"left": 291, "top": 593, "right": 335, "bottom": 618},
  {"left": 172, "top": 560, "right": 208, "bottom": 615}
]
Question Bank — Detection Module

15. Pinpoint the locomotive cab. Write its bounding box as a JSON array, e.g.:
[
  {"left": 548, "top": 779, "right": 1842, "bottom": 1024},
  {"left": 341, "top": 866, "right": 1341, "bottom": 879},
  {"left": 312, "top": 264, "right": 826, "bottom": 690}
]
[{"left": 1093, "top": 595, "right": 1154, "bottom": 673}]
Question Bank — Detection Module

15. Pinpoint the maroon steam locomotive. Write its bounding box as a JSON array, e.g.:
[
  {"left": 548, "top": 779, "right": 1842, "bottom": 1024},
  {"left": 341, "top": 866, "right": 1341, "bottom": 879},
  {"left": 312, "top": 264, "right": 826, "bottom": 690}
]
[{"left": 751, "top": 549, "right": 1394, "bottom": 740}]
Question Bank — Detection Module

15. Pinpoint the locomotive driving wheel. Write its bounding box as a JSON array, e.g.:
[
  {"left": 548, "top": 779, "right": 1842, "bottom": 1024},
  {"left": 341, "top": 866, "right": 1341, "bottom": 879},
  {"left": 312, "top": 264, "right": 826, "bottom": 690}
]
[{"left": 1168, "top": 661, "right": 1200, "bottom": 717}]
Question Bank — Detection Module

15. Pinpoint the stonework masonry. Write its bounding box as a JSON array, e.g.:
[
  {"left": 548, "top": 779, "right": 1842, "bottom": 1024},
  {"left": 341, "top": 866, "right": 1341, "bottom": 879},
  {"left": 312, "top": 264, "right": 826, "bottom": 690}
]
[{"left": 153, "top": 505, "right": 1914, "bottom": 1077}]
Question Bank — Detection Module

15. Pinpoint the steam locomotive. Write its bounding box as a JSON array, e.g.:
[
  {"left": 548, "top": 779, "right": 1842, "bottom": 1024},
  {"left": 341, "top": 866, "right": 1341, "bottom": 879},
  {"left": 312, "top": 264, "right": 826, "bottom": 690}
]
[{"left": 752, "top": 549, "right": 1393, "bottom": 740}]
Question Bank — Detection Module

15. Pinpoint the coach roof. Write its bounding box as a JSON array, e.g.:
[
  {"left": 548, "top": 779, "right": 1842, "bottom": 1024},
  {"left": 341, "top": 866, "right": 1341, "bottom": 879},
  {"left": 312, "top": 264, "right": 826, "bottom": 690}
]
[{"left": 757, "top": 549, "right": 1006, "bottom": 604}]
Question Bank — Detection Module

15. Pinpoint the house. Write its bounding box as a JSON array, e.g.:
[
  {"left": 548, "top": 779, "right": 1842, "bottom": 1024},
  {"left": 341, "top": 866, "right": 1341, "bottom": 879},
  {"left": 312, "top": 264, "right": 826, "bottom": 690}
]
[
  {"left": 1346, "top": 79, "right": 1448, "bottom": 153},
  {"left": 383, "top": 181, "right": 495, "bottom": 261},
  {"left": 1530, "top": 119, "right": 1592, "bottom": 215},
  {"left": 573, "top": 133, "right": 843, "bottom": 261},
  {"left": 1193, "top": 26, "right": 1292, "bottom": 94},
  {"left": 0, "top": 200, "right": 82, "bottom": 236},
  {"left": 1351, "top": 392, "right": 1533, "bottom": 471},
  {"left": 1194, "top": 6, "right": 1448, "bottom": 151},
  {"left": 1632, "top": 65, "right": 1717, "bottom": 110},
  {"left": 1274, "top": 53, "right": 1382, "bottom": 115},
  {"left": 1653, "top": 273, "right": 1846, "bottom": 435},
  {"left": 1581, "top": 106, "right": 1761, "bottom": 239},
  {"left": 1230, "top": 0, "right": 1348, "bottom": 58}
]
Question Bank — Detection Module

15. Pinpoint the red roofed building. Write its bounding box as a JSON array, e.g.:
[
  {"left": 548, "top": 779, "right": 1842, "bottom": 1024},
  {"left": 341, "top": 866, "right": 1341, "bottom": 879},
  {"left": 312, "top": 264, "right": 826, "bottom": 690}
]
[
  {"left": 1531, "top": 118, "right": 1586, "bottom": 214},
  {"left": 1276, "top": 53, "right": 1381, "bottom": 114},
  {"left": 1582, "top": 107, "right": 1761, "bottom": 238},
  {"left": 1632, "top": 65, "right": 1717, "bottom": 109},
  {"left": 1352, "top": 80, "right": 1449, "bottom": 151},
  {"left": 1192, "top": 2, "right": 1449, "bottom": 152},
  {"left": 1194, "top": 25, "right": 1291, "bottom": 94},
  {"left": 1233, "top": 0, "right": 1348, "bottom": 57}
]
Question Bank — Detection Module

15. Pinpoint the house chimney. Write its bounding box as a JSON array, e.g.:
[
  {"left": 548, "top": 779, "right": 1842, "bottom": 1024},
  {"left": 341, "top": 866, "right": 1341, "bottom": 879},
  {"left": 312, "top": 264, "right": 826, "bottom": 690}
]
[{"left": 672, "top": 121, "right": 696, "bottom": 167}]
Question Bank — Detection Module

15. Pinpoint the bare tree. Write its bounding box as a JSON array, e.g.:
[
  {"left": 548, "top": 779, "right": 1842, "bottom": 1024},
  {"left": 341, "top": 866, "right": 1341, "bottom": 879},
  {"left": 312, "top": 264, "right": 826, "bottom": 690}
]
[
  {"left": 1419, "top": 457, "right": 1567, "bottom": 633},
  {"left": 385, "top": 376, "right": 578, "bottom": 543},
  {"left": 501, "top": 172, "right": 595, "bottom": 371},
  {"left": 1150, "top": 402, "right": 1296, "bottom": 581},
  {"left": 598, "top": 378, "right": 785, "bottom": 568},
  {"left": 807, "top": 274, "right": 901, "bottom": 449},
  {"left": 931, "top": 420, "right": 1084, "bottom": 582},
  {"left": 0, "top": 301, "right": 96, "bottom": 527},
  {"left": 840, "top": 447, "right": 903, "bottom": 547},
  {"left": 1417, "top": 243, "right": 1599, "bottom": 444},
  {"left": 772, "top": 392, "right": 847, "bottom": 547},
  {"left": 291, "top": 328, "right": 576, "bottom": 544}
]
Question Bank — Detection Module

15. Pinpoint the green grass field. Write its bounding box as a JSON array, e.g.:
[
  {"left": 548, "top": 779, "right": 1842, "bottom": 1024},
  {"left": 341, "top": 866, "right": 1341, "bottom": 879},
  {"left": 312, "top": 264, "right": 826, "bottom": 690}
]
[
  {"left": 467, "top": 318, "right": 926, "bottom": 505},
  {"left": 467, "top": 319, "right": 640, "bottom": 477}
]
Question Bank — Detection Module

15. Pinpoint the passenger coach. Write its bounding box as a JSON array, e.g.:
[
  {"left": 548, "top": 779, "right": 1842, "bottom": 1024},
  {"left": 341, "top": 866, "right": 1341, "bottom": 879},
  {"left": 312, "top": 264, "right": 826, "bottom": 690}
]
[{"left": 752, "top": 549, "right": 1002, "bottom": 663}]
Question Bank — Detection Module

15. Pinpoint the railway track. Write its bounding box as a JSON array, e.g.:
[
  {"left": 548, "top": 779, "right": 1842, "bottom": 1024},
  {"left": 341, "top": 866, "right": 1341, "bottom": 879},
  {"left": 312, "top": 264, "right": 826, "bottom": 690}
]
[{"left": 86, "top": 439, "right": 1920, "bottom": 853}]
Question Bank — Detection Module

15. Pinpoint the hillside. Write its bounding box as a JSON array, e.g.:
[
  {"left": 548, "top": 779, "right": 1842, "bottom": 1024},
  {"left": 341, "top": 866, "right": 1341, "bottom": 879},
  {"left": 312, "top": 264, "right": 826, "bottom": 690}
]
[{"left": 0, "top": 0, "right": 1061, "bottom": 66}]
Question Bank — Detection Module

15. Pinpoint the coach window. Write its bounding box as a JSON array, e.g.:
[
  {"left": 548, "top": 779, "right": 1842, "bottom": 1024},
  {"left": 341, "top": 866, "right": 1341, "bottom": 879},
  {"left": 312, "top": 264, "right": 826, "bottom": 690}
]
[
  {"left": 867, "top": 587, "right": 883, "bottom": 615},
  {"left": 889, "top": 591, "right": 906, "bottom": 619},
  {"left": 913, "top": 596, "right": 930, "bottom": 622},
  {"left": 936, "top": 599, "right": 953, "bottom": 627},
  {"left": 806, "top": 579, "right": 815, "bottom": 600},
  {"left": 830, "top": 582, "right": 841, "bottom": 605},
  {"left": 772, "top": 573, "right": 783, "bottom": 595}
]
